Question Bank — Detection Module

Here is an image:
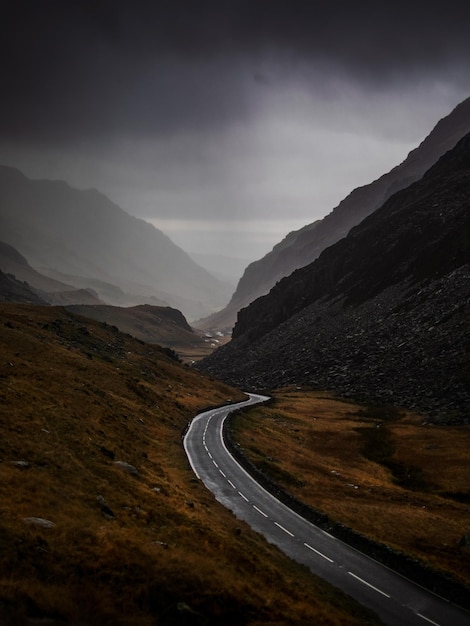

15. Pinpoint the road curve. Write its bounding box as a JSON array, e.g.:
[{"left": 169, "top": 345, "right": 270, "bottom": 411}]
[{"left": 183, "top": 394, "right": 470, "bottom": 626}]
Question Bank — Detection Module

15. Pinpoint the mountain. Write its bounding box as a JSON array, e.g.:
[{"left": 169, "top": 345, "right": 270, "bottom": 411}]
[
  {"left": 0, "top": 166, "right": 232, "bottom": 320},
  {"left": 198, "top": 132, "right": 470, "bottom": 423},
  {"left": 197, "top": 97, "right": 470, "bottom": 332},
  {"left": 0, "top": 270, "right": 49, "bottom": 304},
  {"left": 0, "top": 241, "right": 101, "bottom": 305},
  {"left": 0, "top": 241, "right": 226, "bottom": 359},
  {"left": 65, "top": 303, "right": 217, "bottom": 360}
]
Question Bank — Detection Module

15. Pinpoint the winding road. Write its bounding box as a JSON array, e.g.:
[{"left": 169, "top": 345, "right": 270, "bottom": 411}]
[{"left": 183, "top": 393, "right": 470, "bottom": 626}]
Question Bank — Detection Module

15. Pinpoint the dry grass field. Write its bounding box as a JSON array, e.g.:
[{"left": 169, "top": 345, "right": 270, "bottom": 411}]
[
  {"left": 0, "top": 304, "right": 381, "bottom": 626},
  {"left": 231, "top": 388, "right": 470, "bottom": 589}
]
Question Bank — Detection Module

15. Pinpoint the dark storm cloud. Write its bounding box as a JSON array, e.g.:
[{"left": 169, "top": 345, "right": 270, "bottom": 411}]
[{"left": 1, "top": 0, "right": 470, "bottom": 144}]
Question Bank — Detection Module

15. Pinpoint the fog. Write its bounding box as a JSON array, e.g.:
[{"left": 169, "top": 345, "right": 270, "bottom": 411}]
[{"left": 1, "top": 1, "right": 469, "bottom": 262}]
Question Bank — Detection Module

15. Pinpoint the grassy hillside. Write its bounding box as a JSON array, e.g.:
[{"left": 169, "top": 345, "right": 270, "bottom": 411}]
[
  {"left": 65, "top": 304, "right": 229, "bottom": 363},
  {"left": 0, "top": 305, "right": 380, "bottom": 626},
  {"left": 231, "top": 389, "right": 470, "bottom": 590}
]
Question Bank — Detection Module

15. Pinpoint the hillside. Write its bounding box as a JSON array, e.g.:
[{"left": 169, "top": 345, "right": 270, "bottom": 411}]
[
  {"left": 197, "top": 96, "right": 470, "bottom": 332},
  {"left": 0, "top": 270, "right": 48, "bottom": 305},
  {"left": 0, "top": 303, "right": 382, "bottom": 626},
  {"left": 65, "top": 303, "right": 219, "bottom": 361},
  {"left": 198, "top": 132, "right": 470, "bottom": 423},
  {"left": 0, "top": 166, "right": 231, "bottom": 320}
]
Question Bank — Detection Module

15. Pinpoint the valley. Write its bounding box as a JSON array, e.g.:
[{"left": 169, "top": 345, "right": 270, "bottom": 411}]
[
  {"left": 2, "top": 5, "right": 470, "bottom": 625},
  {"left": 0, "top": 304, "right": 382, "bottom": 625},
  {"left": 0, "top": 84, "right": 469, "bottom": 625}
]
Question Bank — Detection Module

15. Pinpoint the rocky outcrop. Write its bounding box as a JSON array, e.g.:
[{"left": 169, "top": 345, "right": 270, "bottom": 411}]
[
  {"left": 198, "top": 133, "right": 470, "bottom": 423},
  {"left": 133, "top": 304, "right": 193, "bottom": 333}
]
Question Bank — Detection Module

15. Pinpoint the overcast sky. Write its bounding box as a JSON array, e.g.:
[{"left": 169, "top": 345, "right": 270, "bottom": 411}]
[{"left": 1, "top": 1, "right": 469, "bottom": 262}]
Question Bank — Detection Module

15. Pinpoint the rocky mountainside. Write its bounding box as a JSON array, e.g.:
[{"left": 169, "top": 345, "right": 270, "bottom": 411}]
[
  {"left": 0, "top": 166, "right": 231, "bottom": 320},
  {"left": 198, "top": 132, "right": 470, "bottom": 423},
  {"left": 197, "top": 97, "right": 470, "bottom": 332}
]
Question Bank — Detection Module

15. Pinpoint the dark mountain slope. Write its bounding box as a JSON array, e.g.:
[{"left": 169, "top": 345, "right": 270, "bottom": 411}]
[
  {"left": 197, "top": 97, "right": 470, "bottom": 331},
  {"left": 198, "top": 133, "right": 470, "bottom": 422},
  {"left": 65, "top": 303, "right": 209, "bottom": 355},
  {"left": 0, "top": 166, "right": 231, "bottom": 319}
]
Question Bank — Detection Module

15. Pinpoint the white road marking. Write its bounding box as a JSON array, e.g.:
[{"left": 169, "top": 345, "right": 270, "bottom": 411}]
[
  {"left": 304, "top": 542, "right": 334, "bottom": 563},
  {"left": 416, "top": 614, "right": 441, "bottom": 626},
  {"left": 253, "top": 505, "right": 268, "bottom": 518},
  {"left": 275, "top": 521, "right": 294, "bottom": 537},
  {"left": 238, "top": 491, "right": 249, "bottom": 502},
  {"left": 228, "top": 479, "right": 236, "bottom": 489},
  {"left": 212, "top": 460, "right": 218, "bottom": 468},
  {"left": 348, "top": 572, "right": 391, "bottom": 598},
  {"left": 219, "top": 469, "right": 226, "bottom": 478},
  {"left": 207, "top": 451, "right": 213, "bottom": 459}
]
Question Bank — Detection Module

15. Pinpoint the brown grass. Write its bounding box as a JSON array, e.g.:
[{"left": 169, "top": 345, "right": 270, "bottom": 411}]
[
  {"left": 231, "top": 388, "right": 470, "bottom": 588},
  {"left": 0, "top": 305, "right": 381, "bottom": 625}
]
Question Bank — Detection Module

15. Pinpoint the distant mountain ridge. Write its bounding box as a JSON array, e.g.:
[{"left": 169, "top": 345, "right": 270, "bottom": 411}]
[
  {"left": 0, "top": 166, "right": 232, "bottom": 320},
  {"left": 0, "top": 241, "right": 101, "bottom": 305},
  {"left": 197, "top": 97, "right": 470, "bottom": 331},
  {"left": 198, "top": 132, "right": 470, "bottom": 422},
  {"left": 0, "top": 240, "right": 224, "bottom": 360}
]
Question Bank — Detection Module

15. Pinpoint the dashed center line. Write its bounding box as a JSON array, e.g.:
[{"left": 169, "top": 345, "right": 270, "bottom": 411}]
[
  {"left": 274, "top": 521, "right": 294, "bottom": 537},
  {"left": 304, "top": 542, "right": 334, "bottom": 563},
  {"left": 416, "top": 614, "right": 441, "bottom": 626},
  {"left": 238, "top": 491, "right": 249, "bottom": 502},
  {"left": 228, "top": 479, "right": 236, "bottom": 489},
  {"left": 219, "top": 469, "right": 226, "bottom": 478},
  {"left": 348, "top": 572, "right": 390, "bottom": 598},
  {"left": 253, "top": 505, "right": 268, "bottom": 518}
]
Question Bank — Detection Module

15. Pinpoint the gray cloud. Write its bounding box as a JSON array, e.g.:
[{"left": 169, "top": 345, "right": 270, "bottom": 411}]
[
  {"left": 1, "top": 1, "right": 469, "bottom": 262},
  {"left": 2, "top": 0, "right": 470, "bottom": 143}
]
